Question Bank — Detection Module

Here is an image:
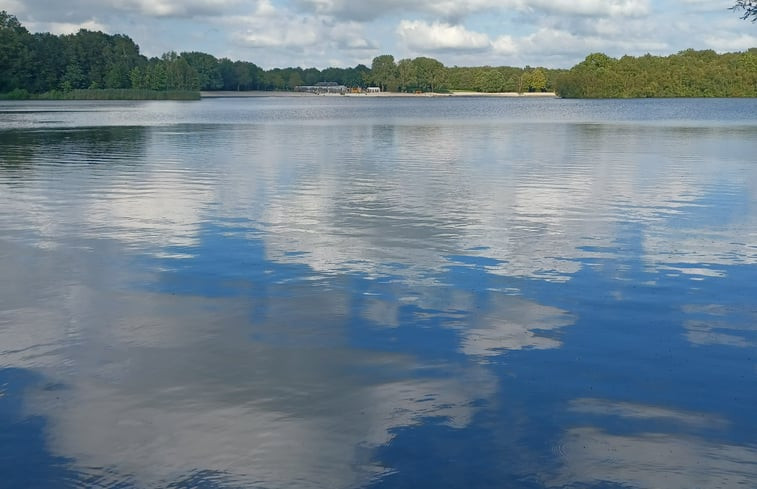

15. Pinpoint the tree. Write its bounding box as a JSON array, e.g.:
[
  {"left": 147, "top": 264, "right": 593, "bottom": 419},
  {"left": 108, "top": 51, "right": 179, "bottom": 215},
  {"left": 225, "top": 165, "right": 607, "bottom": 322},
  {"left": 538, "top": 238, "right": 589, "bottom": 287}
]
[
  {"left": 164, "top": 55, "right": 199, "bottom": 90},
  {"left": 396, "top": 58, "right": 414, "bottom": 92},
  {"left": 287, "top": 70, "right": 303, "bottom": 90},
  {"left": 412, "top": 56, "right": 445, "bottom": 92},
  {"left": 60, "top": 62, "right": 85, "bottom": 90},
  {"left": 181, "top": 51, "right": 222, "bottom": 90},
  {"left": 733, "top": 1, "right": 757, "bottom": 21},
  {"left": 523, "top": 68, "right": 547, "bottom": 92},
  {"left": 370, "top": 54, "right": 397, "bottom": 91},
  {"left": 348, "top": 64, "right": 370, "bottom": 88},
  {"left": 0, "top": 11, "right": 31, "bottom": 92}
]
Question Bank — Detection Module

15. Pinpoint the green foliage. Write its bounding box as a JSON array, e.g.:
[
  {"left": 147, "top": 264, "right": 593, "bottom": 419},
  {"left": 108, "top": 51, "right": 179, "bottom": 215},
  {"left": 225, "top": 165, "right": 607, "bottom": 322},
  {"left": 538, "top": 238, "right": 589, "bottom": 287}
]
[
  {"left": 0, "top": 89, "right": 200, "bottom": 100},
  {"left": 396, "top": 58, "right": 414, "bottom": 92},
  {"left": 0, "top": 88, "right": 30, "bottom": 99},
  {"left": 370, "top": 54, "right": 397, "bottom": 91},
  {"left": 181, "top": 51, "right": 223, "bottom": 90},
  {"left": 0, "top": 11, "right": 31, "bottom": 93},
  {"left": 2, "top": 10, "right": 754, "bottom": 100},
  {"left": 444, "top": 65, "right": 561, "bottom": 93},
  {"left": 556, "top": 50, "right": 757, "bottom": 98},
  {"left": 59, "top": 89, "right": 200, "bottom": 100},
  {"left": 521, "top": 68, "right": 547, "bottom": 92},
  {"left": 411, "top": 56, "right": 445, "bottom": 92}
]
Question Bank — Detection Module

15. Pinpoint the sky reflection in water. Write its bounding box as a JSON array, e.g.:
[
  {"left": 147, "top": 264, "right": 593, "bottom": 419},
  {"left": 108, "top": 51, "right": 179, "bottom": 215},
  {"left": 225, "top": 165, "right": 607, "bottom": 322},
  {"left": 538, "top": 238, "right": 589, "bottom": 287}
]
[{"left": 0, "top": 98, "right": 756, "bottom": 488}]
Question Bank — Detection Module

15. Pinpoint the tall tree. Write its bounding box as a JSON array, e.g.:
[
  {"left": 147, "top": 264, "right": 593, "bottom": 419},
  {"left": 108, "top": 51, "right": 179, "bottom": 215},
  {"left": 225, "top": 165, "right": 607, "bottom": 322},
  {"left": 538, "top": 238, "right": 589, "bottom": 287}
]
[
  {"left": 0, "top": 11, "right": 31, "bottom": 92},
  {"left": 370, "top": 54, "right": 397, "bottom": 91},
  {"left": 523, "top": 68, "right": 547, "bottom": 92},
  {"left": 181, "top": 51, "right": 222, "bottom": 90},
  {"left": 396, "top": 59, "right": 412, "bottom": 92},
  {"left": 412, "top": 57, "right": 445, "bottom": 92},
  {"left": 162, "top": 51, "right": 200, "bottom": 90}
]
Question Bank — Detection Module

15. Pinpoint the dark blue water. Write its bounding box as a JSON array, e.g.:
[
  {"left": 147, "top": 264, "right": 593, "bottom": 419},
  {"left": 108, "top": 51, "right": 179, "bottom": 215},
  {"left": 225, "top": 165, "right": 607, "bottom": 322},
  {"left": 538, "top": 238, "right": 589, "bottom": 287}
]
[{"left": 1, "top": 97, "right": 756, "bottom": 489}]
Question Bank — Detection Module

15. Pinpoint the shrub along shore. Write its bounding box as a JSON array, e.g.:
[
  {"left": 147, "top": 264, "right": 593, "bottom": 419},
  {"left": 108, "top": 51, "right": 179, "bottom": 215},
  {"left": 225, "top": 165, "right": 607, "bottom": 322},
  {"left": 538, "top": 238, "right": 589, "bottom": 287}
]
[{"left": 0, "top": 88, "right": 200, "bottom": 100}]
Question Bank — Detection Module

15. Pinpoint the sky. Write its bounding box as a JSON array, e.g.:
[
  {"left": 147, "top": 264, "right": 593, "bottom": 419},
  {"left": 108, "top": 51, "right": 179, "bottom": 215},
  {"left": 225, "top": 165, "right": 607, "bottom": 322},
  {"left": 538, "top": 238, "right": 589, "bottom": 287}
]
[{"left": 2, "top": 0, "right": 757, "bottom": 69}]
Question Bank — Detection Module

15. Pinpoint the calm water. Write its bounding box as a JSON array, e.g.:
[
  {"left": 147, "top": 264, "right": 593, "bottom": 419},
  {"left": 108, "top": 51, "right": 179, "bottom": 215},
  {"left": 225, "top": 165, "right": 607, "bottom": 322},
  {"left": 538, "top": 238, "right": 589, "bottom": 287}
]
[{"left": 1, "top": 97, "right": 756, "bottom": 489}]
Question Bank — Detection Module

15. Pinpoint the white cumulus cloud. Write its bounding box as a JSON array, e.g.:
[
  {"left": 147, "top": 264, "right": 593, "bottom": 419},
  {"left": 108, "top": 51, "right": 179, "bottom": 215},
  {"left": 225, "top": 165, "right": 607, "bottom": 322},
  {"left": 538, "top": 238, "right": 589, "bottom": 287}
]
[
  {"left": 397, "top": 20, "right": 491, "bottom": 52},
  {"left": 704, "top": 33, "right": 757, "bottom": 52},
  {"left": 524, "top": 0, "right": 650, "bottom": 17}
]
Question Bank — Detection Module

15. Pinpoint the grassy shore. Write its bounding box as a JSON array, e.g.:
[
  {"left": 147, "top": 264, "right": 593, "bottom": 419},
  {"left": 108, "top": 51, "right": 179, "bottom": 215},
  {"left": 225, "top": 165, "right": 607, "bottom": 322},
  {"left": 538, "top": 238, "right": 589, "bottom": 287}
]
[{"left": 0, "top": 89, "right": 201, "bottom": 101}]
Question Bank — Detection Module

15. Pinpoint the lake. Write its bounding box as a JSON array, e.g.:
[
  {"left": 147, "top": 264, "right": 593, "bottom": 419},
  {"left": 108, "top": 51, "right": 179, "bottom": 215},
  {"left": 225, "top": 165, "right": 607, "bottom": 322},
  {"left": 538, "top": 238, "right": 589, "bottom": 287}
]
[{"left": 1, "top": 96, "right": 756, "bottom": 489}]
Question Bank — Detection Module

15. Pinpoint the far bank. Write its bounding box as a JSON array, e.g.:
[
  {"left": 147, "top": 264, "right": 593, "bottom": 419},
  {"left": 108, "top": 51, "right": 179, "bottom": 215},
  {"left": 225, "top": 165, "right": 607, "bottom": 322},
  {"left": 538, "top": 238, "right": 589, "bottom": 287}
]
[{"left": 200, "top": 90, "right": 558, "bottom": 98}]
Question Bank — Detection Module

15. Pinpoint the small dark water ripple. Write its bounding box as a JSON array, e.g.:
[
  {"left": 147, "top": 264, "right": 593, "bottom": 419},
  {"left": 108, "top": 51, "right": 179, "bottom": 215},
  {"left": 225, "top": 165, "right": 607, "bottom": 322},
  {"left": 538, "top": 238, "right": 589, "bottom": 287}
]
[{"left": 1, "top": 97, "right": 756, "bottom": 488}]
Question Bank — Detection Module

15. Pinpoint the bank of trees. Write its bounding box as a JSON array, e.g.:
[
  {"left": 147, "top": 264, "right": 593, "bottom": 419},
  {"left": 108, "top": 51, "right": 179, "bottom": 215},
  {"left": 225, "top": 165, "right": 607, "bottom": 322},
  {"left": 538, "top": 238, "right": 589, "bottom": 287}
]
[
  {"left": 3, "top": 10, "right": 756, "bottom": 99},
  {"left": 368, "top": 54, "right": 561, "bottom": 93},
  {"left": 0, "top": 11, "right": 561, "bottom": 97},
  {"left": 0, "top": 11, "right": 369, "bottom": 96},
  {"left": 556, "top": 49, "right": 757, "bottom": 98}
]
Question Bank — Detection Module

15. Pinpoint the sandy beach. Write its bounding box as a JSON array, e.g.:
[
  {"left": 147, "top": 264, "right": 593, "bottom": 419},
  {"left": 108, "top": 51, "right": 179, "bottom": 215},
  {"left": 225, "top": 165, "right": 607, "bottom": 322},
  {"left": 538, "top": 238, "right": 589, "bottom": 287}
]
[{"left": 201, "top": 90, "right": 558, "bottom": 98}]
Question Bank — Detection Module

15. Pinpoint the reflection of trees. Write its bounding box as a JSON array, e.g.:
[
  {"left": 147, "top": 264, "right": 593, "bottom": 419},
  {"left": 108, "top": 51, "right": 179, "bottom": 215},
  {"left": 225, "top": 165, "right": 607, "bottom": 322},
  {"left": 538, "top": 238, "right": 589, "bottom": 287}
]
[
  {"left": 0, "top": 126, "right": 148, "bottom": 175},
  {"left": 0, "top": 130, "right": 36, "bottom": 176}
]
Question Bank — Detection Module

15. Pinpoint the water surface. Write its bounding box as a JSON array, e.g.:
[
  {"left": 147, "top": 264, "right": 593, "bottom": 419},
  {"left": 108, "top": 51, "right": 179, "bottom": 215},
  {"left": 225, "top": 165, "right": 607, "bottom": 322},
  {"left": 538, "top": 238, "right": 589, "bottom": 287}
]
[{"left": 1, "top": 97, "right": 756, "bottom": 488}]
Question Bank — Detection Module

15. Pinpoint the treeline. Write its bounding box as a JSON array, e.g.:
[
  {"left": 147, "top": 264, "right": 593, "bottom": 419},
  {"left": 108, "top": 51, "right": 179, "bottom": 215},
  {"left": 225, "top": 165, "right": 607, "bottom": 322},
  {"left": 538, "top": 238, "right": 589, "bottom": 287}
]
[
  {"left": 366, "top": 54, "right": 561, "bottom": 93},
  {"left": 0, "top": 11, "right": 369, "bottom": 96},
  {"left": 0, "top": 10, "right": 561, "bottom": 98},
  {"left": 557, "top": 50, "right": 757, "bottom": 98},
  {"left": 3, "top": 10, "right": 756, "bottom": 99}
]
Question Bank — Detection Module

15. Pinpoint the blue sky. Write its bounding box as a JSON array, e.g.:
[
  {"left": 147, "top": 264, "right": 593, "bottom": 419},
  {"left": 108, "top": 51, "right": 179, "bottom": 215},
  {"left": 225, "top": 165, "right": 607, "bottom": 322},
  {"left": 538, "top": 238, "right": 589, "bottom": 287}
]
[{"left": 3, "top": 0, "right": 756, "bottom": 69}]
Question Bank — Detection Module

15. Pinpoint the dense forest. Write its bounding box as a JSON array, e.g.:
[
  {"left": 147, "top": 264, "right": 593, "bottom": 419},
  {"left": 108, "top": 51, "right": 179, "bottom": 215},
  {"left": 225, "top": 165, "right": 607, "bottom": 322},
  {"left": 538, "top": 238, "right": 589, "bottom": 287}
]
[
  {"left": 1, "top": 10, "right": 756, "bottom": 99},
  {"left": 557, "top": 50, "right": 757, "bottom": 98},
  {"left": 0, "top": 11, "right": 556, "bottom": 97},
  {"left": 366, "top": 54, "right": 561, "bottom": 93},
  {"left": 0, "top": 11, "right": 369, "bottom": 97}
]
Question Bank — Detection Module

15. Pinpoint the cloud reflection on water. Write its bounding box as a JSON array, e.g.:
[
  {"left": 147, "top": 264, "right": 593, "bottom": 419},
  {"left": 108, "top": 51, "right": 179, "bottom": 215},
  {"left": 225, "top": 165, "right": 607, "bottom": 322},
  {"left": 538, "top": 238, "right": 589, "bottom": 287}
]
[
  {"left": 1, "top": 235, "right": 500, "bottom": 488},
  {"left": 233, "top": 122, "right": 757, "bottom": 287},
  {"left": 1, "top": 99, "right": 756, "bottom": 487},
  {"left": 551, "top": 398, "right": 757, "bottom": 489}
]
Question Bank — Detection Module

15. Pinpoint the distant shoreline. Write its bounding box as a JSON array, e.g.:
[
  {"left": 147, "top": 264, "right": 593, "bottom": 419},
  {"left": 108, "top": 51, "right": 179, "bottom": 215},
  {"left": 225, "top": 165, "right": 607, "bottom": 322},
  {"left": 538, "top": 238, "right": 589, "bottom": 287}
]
[{"left": 200, "top": 90, "right": 558, "bottom": 99}]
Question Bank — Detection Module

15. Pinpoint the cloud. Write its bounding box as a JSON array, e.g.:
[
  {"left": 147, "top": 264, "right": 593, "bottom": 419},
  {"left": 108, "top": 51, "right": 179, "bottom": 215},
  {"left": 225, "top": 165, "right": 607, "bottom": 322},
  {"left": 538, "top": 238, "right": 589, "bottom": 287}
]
[
  {"left": 0, "top": 233, "right": 497, "bottom": 488},
  {"left": 393, "top": 10, "right": 665, "bottom": 65},
  {"left": 459, "top": 296, "right": 574, "bottom": 357},
  {"left": 234, "top": 15, "right": 322, "bottom": 49},
  {"left": 24, "top": 20, "right": 107, "bottom": 35},
  {"left": 331, "top": 21, "right": 379, "bottom": 50},
  {"left": 704, "top": 33, "right": 757, "bottom": 52},
  {"left": 516, "top": 25, "right": 668, "bottom": 58},
  {"left": 293, "top": 0, "right": 650, "bottom": 23},
  {"left": 397, "top": 20, "right": 491, "bottom": 52},
  {"left": 491, "top": 35, "right": 517, "bottom": 55},
  {"left": 116, "top": 0, "right": 244, "bottom": 17},
  {"left": 1, "top": 0, "right": 755, "bottom": 78},
  {"left": 97, "top": 0, "right": 245, "bottom": 18},
  {"left": 568, "top": 398, "right": 729, "bottom": 428},
  {"left": 217, "top": 3, "right": 375, "bottom": 62},
  {"left": 0, "top": 0, "right": 244, "bottom": 21},
  {"left": 549, "top": 426, "right": 757, "bottom": 489},
  {"left": 525, "top": 0, "right": 650, "bottom": 18},
  {"left": 291, "top": 0, "right": 506, "bottom": 22},
  {"left": 682, "top": 303, "right": 757, "bottom": 348},
  {"left": 293, "top": 0, "right": 408, "bottom": 22},
  {"left": 550, "top": 398, "right": 757, "bottom": 489}
]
